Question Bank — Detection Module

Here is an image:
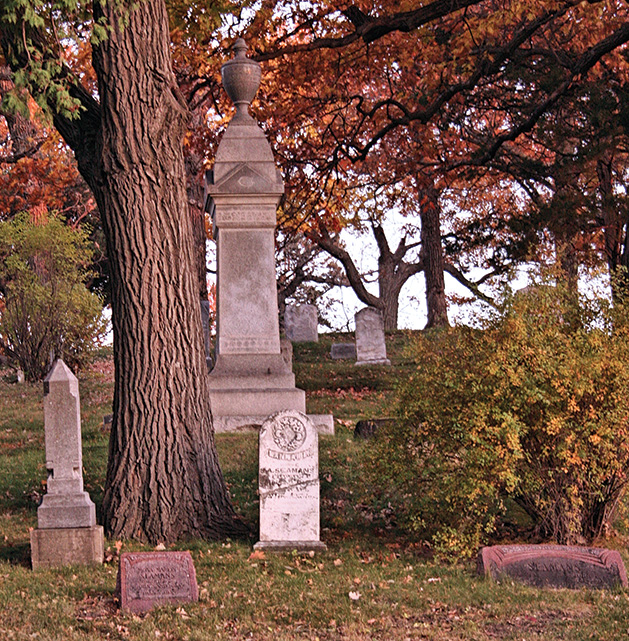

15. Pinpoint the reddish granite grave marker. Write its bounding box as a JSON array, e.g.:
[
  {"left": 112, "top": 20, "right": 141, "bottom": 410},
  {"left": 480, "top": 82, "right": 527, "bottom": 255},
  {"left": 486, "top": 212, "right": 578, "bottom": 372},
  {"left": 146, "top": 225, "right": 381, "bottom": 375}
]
[
  {"left": 116, "top": 551, "right": 199, "bottom": 613},
  {"left": 478, "top": 545, "right": 628, "bottom": 589}
]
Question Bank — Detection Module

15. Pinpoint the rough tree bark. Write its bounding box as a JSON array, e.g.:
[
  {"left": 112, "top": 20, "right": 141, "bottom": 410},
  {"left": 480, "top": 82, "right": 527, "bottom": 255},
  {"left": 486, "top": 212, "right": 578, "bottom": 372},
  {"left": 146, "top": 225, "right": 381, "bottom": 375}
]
[
  {"left": 2, "top": 0, "right": 247, "bottom": 543},
  {"left": 92, "top": 0, "right": 245, "bottom": 542}
]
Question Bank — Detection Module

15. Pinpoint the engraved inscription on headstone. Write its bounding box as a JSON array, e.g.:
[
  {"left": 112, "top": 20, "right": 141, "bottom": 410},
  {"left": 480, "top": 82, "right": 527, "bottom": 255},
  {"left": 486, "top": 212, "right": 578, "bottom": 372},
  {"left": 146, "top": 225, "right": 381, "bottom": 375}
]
[
  {"left": 255, "top": 410, "right": 326, "bottom": 551},
  {"left": 117, "top": 551, "right": 199, "bottom": 613},
  {"left": 478, "top": 545, "right": 628, "bottom": 589}
]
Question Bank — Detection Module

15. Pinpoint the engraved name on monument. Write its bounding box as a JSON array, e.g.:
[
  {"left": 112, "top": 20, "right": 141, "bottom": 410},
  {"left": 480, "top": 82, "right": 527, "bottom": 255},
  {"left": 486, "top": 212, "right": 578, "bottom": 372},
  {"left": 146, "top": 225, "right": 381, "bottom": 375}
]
[
  {"left": 117, "top": 551, "right": 199, "bottom": 613},
  {"left": 255, "top": 411, "right": 326, "bottom": 551}
]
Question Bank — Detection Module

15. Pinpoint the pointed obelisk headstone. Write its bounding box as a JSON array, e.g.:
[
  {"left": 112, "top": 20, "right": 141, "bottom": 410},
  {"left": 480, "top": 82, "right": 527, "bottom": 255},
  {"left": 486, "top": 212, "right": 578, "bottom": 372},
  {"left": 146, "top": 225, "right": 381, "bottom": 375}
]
[{"left": 30, "top": 359, "right": 104, "bottom": 569}]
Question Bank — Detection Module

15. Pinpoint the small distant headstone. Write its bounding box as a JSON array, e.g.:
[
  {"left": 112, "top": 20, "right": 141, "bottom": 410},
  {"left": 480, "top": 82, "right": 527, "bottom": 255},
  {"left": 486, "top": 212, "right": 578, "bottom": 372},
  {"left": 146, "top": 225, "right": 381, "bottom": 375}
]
[
  {"left": 355, "top": 307, "right": 390, "bottom": 366},
  {"left": 330, "top": 343, "right": 357, "bottom": 360},
  {"left": 117, "top": 551, "right": 199, "bottom": 613},
  {"left": 478, "top": 545, "right": 628, "bottom": 589},
  {"left": 16, "top": 368, "right": 25, "bottom": 383},
  {"left": 102, "top": 413, "right": 113, "bottom": 432},
  {"left": 30, "top": 359, "right": 103, "bottom": 569},
  {"left": 354, "top": 418, "right": 396, "bottom": 440},
  {"left": 285, "top": 304, "right": 318, "bottom": 343},
  {"left": 255, "top": 410, "right": 326, "bottom": 552}
]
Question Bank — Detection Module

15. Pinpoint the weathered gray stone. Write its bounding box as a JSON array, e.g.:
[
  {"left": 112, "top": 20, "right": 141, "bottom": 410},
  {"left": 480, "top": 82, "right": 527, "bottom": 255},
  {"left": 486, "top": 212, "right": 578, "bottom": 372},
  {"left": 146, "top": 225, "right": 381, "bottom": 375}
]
[
  {"left": 117, "top": 551, "right": 199, "bottom": 613},
  {"left": 285, "top": 304, "right": 318, "bottom": 343},
  {"left": 37, "top": 360, "right": 96, "bottom": 529},
  {"left": 355, "top": 307, "right": 390, "bottom": 366},
  {"left": 31, "top": 360, "right": 103, "bottom": 570},
  {"left": 478, "top": 545, "right": 628, "bottom": 589},
  {"left": 330, "top": 343, "right": 357, "bottom": 360},
  {"left": 30, "top": 525, "right": 104, "bottom": 570},
  {"left": 204, "top": 40, "right": 331, "bottom": 430},
  {"left": 16, "top": 368, "right": 25, "bottom": 383},
  {"left": 255, "top": 410, "right": 326, "bottom": 552},
  {"left": 213, "top": 413, "right": 334, "bottom": 435},
  {"left": 280, "top": 337, "right": 293, "bottom": 369}
]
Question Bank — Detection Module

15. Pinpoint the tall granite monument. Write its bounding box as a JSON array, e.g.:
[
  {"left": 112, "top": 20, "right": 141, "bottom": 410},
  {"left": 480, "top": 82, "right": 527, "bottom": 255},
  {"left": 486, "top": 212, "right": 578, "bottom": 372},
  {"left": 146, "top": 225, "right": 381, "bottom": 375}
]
[
  {"left": 205, "top": 40, "right": 331, "bottom": 434},
  {"left": 30, "top": 359, "right": 104, "bottom": 569}
]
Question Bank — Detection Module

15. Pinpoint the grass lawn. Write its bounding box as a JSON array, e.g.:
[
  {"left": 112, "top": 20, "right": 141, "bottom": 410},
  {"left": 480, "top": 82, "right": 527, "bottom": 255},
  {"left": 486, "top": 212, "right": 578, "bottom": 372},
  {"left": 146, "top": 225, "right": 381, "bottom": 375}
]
[{"left": 1, "top": 333, "right": 628, "bottom": 640}]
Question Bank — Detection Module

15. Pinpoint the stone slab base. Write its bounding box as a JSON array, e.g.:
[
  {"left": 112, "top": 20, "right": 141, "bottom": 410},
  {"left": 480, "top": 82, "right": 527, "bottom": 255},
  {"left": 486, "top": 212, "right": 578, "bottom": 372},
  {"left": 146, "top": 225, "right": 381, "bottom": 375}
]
[
  {"left": 209, "top": 386, "right": 306, "bottom": 417},
  {"left": 213, "top": 414, "right": 334, "bottom": 435},
  {"left": 31, "top": 525, "right": 104, "bottom": 570},
  {"left": 355, "top": 358, "right": 391, "bottom": 366},
  {"left": 254, "top": 540, "right": 327, "bottom": 553}
]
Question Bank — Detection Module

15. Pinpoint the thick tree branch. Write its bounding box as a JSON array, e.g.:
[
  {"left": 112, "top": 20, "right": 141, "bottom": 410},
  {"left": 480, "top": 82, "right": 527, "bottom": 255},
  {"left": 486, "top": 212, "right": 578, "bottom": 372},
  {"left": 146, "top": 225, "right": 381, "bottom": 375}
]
[
  {"left": 444, "top": 263, "right": 499, "bottom": 306},
  {"left": 459, "top": 21, "right": 629, "bottom": 168},
  {"left": 0, "top": 23, "right": 102, "bottom": 192},
  {"left": 254, "top": 0, "right": 486, "bottom": 61},
  {"left": 313, "top": 225, "right": 381, "bottom": 309}
]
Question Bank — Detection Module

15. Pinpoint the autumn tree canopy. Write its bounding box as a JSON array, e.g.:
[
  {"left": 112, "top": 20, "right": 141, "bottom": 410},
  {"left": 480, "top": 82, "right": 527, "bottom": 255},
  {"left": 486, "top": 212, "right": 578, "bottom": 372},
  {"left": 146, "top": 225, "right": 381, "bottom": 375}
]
[{"left": 1, "top": 0, "right": 628, "bottom": 542}]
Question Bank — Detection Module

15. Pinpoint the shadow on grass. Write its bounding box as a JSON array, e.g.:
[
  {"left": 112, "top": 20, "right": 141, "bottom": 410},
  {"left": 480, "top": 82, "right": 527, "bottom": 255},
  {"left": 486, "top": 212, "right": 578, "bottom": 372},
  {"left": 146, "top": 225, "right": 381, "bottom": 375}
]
[{"left": 0, "top": 541, "right": 31, "bottom": 567}]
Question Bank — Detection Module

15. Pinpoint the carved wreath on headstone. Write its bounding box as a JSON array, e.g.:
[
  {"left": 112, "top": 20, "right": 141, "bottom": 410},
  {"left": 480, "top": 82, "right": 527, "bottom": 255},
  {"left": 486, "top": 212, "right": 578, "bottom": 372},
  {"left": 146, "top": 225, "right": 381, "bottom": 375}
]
[{"left": 272, "top": 416, "right": 307, "bottom": 452}]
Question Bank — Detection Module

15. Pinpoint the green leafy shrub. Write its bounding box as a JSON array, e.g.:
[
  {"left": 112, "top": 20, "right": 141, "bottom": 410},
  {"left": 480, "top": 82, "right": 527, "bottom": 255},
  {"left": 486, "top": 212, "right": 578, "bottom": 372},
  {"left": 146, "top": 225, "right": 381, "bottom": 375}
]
[
  {"left": 0, "top": 212, "right": 108, "bottom": 381},
  {"left": 371, "top": 279, "right": 629, "bottom": 557}
]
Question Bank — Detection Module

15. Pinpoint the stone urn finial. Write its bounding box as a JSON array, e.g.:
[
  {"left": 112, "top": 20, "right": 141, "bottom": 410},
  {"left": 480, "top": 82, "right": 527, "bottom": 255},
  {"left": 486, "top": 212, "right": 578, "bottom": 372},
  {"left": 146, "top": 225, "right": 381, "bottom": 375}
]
[{"left": 221, "top": 38, "right": 261, "bottom": 122}]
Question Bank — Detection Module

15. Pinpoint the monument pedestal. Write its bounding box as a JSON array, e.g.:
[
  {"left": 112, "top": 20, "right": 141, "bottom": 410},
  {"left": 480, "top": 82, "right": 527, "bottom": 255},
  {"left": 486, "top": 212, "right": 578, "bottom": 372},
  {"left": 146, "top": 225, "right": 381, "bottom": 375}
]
[
  {"left": 37, "top": 493, "right": 96, "bottom": 530},
  {"left": 31, "top": 526, "right": 104, "bottom": 570},
  {"left": 254, "top": 540, "right": 327, "bottom": 552}
]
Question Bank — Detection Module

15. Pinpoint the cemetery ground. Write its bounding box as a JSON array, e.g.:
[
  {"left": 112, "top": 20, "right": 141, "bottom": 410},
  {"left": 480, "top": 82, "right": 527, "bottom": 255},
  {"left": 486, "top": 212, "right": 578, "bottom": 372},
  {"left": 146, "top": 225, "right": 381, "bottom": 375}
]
[{"left": 1, "top": 334, "right": 629, "bottom": 640}]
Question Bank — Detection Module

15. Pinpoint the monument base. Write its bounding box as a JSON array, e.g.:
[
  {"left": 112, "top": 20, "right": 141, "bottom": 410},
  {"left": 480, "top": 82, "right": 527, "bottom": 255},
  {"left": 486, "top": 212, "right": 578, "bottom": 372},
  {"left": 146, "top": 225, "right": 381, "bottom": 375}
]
[
  {"left": 30, "top": 525, "right": 104, "bottom": 570},
  {"left": 355, "top": 358, "right": 391, "bottom": 366},
  {"left": 37, "top": 491, "right": 96, "bottom": 529},
  {"left": 254, "top": 540, "right": 327, "bottom": 553},
  {"left": 213, "top": 413, "right": 334, "bottom": 435}
]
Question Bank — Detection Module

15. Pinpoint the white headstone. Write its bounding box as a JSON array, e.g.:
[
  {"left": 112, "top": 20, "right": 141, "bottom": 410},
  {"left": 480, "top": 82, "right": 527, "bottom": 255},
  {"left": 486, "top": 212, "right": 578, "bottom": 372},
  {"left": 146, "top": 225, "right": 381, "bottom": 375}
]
[
  {"left": 355, "top": 307, "right": 391, "bottom": 366},
  {"left": 37, "top": 359, "right": 96, "bottom": 529},
  {"left": 284, "top": 304, "right": 318, "bottom": 343},
  {"left": 254, "top": 410, "right": 326, "bottom": 551}
]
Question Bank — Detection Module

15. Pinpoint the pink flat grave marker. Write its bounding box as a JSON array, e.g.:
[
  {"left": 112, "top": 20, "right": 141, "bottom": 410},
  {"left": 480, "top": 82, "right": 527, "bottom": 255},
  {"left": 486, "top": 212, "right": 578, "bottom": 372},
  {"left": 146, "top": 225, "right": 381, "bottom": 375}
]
[
  {"left": 478, "top": 544, "right": 628, "bottom": 589},
  {"left": 116, "top": 551, "right": 199, "bottom": 613}
]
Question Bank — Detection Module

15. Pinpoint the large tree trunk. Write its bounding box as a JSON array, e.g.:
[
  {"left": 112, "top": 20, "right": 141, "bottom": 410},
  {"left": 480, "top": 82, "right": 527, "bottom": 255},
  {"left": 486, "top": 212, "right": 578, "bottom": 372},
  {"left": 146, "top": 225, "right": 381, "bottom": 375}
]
[
  {"left": 87, "top": 0, "right": 245, "bottom": 543},
  {"left": 597, "top": 154, "right": 629, "bottom": 302},
  {"left": 417, "top": 175, "right": 448, "bottom": 329}
]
